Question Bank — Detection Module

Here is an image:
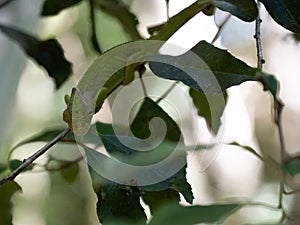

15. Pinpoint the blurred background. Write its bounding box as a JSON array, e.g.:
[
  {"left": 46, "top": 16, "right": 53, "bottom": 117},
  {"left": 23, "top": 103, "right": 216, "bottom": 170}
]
[{"left": 1, "top": 0, "right": 300, "bottom": 224}]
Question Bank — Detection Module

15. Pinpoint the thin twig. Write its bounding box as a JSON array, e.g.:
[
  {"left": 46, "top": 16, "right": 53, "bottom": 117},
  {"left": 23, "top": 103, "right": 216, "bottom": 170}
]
[
  {"left": 0, "top": 0, "right": 15, "bottom": 9},
  {"left": 275, "top": 98, "right": 286, "bottom": 208},
  {"left": 211, "top": 14, "right": 231, "bottom": 44},
  {"left": 165, "top": 0, "right": 170, "bottom": 20},
  {"left": 88, "top": 0, "right": 101, "bottom": 54},
  {"left": 156, "top": 81, "right": 179, "bottom": 104},
  {"left": 0, "top": 127, "right": 71, "bottom": 186},
  {"left": 254, "top": 2, "right": 265, "bottom": 69},
  {"left": 139, "top": 72, "right": 148, "bottom": 97},
  {"left": 254, "top": 1, "right": 286, "bottom": 212}
]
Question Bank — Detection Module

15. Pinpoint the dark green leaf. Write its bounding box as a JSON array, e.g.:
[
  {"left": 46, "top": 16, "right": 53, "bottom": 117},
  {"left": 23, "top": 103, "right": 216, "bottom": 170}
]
[
  {"left": 0, "top": 25, "right": 72, "bottom": 88},
  {"left": 101, "top": 135, "right": 178, "bottom": 166},
  {"left": 94, "top": 0, "right": 142, "bottom": 40},
  {"left": 96, "top": 122, "right": 119, "bottom": 135},
  {"left": 149, "top": 41, "right": 258, "bottom": 94},
  {"left": 189, "top": 89, "right": 227, "bottom": 134},
  {"left": 95, "top": 98, "right": 194, "bottom": 203},
  {"left": 148, "top": 203, "right": 240, "bottom": 225},
  {"left": 131, "top": 97, "right": 181, "bottom": 142},
  {"left": 11, "top": 128, "right": 75, "bottom": 151},
  {"left": 99, "top": 97, "right": 183, "bottom": 165},
  {"left": 285, "top": 157, "right": 300, "bottom": 176},
  {"left": 8, "top": 159, "right": 35, "bottom": 172},
  {"left": 88, "top": 166, "right": 147, "bottom": 225},
  {"left": 140, "top": 163, "right": 193, "bottom": 204},
  {"left": 0, "top": 181, "right": 21, "bottom": 225},
  {"left": 97, "top": 184, "right": 147, "bottom": 225},
  {"left": 142, "top": 189, "right": 180, "bottom": 214},
  {"left": 151, "top": 0, "right": 211, "bottom": 40},
  {"left": 203, "top": 4, "right": 216, "bottom": 16},
  {"left": 259, "top": 0, "right": 300, "bottom": 33},
  {"left": 130, "top": 97, "right": 193, "bottom": 203},
  {"left": 211, "top": 0, "right": 258, "bottom": 22},
  {"left": 41, "top": 0, "right": 82, "bottom": 16},
  {"left": 257, "top": 73, "right": 279, "bottom": 99},
  {"left": 60, "top": 163, "right": 80, "bottom": 184},
  {"left": 291, "top": 32, "right": 300, "bottom": 41},
  {"left": 99, "top": 133, "right": 193, "bottom": 201}
]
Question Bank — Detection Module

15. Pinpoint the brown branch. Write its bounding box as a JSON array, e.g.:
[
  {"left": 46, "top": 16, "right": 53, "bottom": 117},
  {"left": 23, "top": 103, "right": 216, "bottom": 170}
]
[
  {"left": 156, "top": 81, "right": 179, "bottom": 104},
  {"left": 0, "top": 127, "right": 71, "bottom": 186},
  {"left": 253, "top": 1, "right": 286, "bottom": 212},
  {"left": 254, "top": 2, "right": 265, "bottom": 69},
  {"left": 275, "top": 98, "right": 286, "bottom": 208}
]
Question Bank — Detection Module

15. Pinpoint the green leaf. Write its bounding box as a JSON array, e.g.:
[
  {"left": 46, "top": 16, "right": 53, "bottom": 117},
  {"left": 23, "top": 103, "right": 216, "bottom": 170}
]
[
  {"left": 60, "top": 162, "right": 80, "bottom": 184},
  {"left": 285, "top": 157, "right": 300, "bottom": 176},
  {"left": 149, "top": 41, "right": 258, "bottom": 94},
  {"left": 8, "top": 159, "right": 35, "bottom": 172},
  {"left": 101, "top": 135, "right": 178, "bottom": 166},
  {"left": 131, "top": 97, "right": 181, "bottom": 142},
  {"left": 140, "top": 163, "right": 193, "bottom": 204},
  {"left": 257, "top": 73, "right": 279, "bottom": 99},
  {"left": 129, "top": 97, "right": 193, "bottom": 203},
  {"left": 41, "top": 0, "right": 82, "bottom": 16},
  {"left": 148, "top": 203, "right": 240, "bottom": 225},
  {"left": 94, "top": 98, "right": 193, "bottom": 203},
  {"left": 88, "top": 166, "right": 147, "bottom": 225},
  {"left": 100, "top": 134, "right": 192, "bottom": 194},
  {"left": 94, "top": 0, "right": 142, "bottom": 40},
  {"left": 85, "top": 135, "right": 193, "bottom": 205},
  {"left": 291, "top": 32, "right": 300, "bottom": 42},
  {"left": 0, "top": 181, "right": 21, "bottom": 225},
  {"left": 189, "top": 89, "right": 227, "bottom": 134},
  {"left": 142, "top": 189, "right": 180, "bottom": 214},
  {"left": 0, "top": 25, "right": 72, "bottom": 88},
  {"left": 11, "top": 128, "right": 75, "bottom": 151},
  {"left": 96, "top": 122, "right": 125, "bottom": 136},
  {"left": 151, "top": 0, "right": 211, "bottom": 40},
  {"left": 203, "top": 4, "right": 216, "bottom": 16},
  {"left": 259, "top": 0, "right": 300, "bottom": 33},
  {"left": 211, "top": 0, "right": 258, "bottom": 22}
]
